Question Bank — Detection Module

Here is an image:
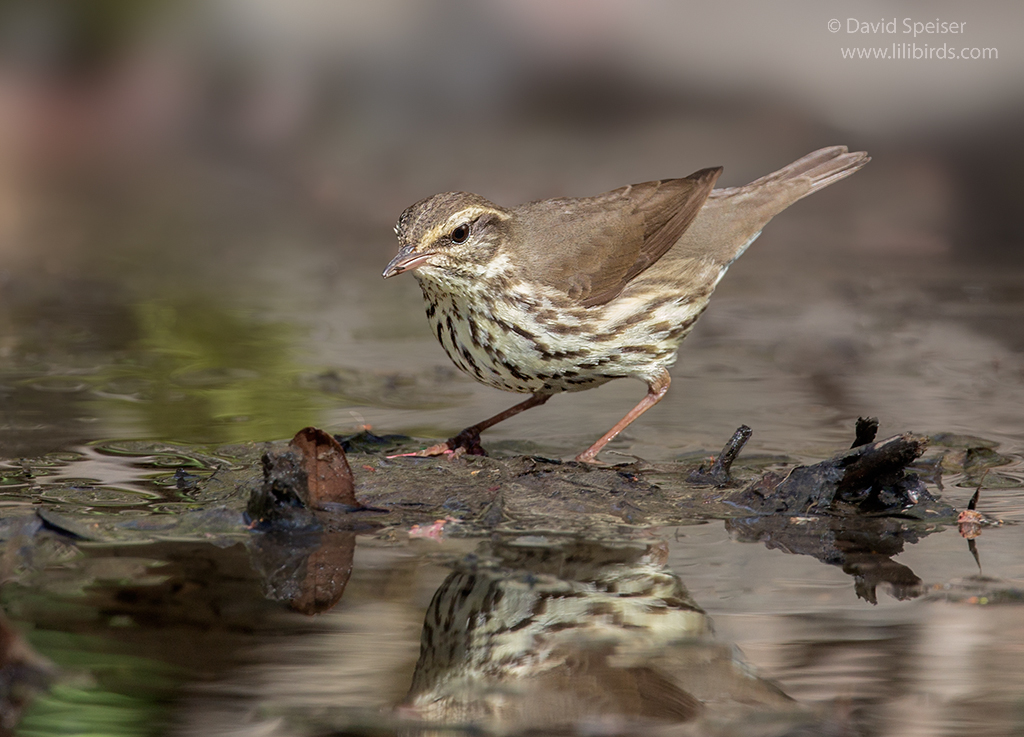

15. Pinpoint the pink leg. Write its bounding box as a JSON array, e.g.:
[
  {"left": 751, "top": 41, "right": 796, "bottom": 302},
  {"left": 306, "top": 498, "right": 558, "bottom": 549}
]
[
  {"left": 407, "top": 393, "right": 552, "bottom": 457},
  {"left": 575, "top": 369, "right": 671, "bottom": 463}
]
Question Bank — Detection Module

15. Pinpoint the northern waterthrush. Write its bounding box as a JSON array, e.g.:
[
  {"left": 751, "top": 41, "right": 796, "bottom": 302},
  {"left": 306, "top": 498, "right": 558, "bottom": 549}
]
[{"left": 383, "top": 146, "right": 869, "bottom": 462}]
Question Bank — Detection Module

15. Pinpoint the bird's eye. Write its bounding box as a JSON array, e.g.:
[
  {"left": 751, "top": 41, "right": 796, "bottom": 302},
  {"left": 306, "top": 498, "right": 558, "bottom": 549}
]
[{"left": 450, "top": 223, "right": 470, "bottom": 244}]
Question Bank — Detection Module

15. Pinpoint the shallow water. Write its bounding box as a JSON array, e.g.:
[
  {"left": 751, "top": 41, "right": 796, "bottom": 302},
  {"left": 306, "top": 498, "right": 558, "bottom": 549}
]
[
  {"left": 2, "top": 120, "right": 1024, "bottom": 735},
  {"left": 4, "top": 491, "right": 1023, "bottom": 736},
  {"left": 3, "top": 241, "right": 1024, "bottom": 736}
]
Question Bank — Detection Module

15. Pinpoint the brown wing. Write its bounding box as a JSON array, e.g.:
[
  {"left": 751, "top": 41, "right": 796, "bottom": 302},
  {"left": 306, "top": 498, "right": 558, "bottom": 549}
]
[{"left": 511, "top": 167, "right": 722, "bottom": 307}]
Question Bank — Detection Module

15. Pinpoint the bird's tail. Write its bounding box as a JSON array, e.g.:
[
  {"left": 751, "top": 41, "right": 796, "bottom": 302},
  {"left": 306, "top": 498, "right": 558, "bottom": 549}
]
[
  {"left": 687, "top": 146, "right": 869, "bottom": 266},
  {"left": 726, "top": 145, "right": 871, "bottom": 203}
]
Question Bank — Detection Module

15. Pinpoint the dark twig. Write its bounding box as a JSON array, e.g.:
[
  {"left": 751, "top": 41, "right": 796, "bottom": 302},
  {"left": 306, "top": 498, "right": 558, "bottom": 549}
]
[
  {"left": 851, "top": 417, "right": 879, "bottom": 448},
  {"left": 688, "top": 425, "right": 752, "bottom": 486}
]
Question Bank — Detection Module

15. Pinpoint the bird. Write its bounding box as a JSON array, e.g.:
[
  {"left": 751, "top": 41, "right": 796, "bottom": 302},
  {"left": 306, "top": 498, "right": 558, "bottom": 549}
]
[{"left": 383, "top": 146, "right": 869, "bottom": 463}]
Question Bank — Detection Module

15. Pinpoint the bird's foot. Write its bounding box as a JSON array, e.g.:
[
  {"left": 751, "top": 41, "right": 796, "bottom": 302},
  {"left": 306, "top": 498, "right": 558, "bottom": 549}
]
[
  {"left": 574, "top": 449, "right": 606, "bottom": 465},
  {"left": 444, "top": 427, "right": 487, "bottom": 457},
  {"left": 388, "top": 428, "right": 487, "bottom": 459},
  {"left": 386, "top": 443, "right": 452, "bottom": 459}
]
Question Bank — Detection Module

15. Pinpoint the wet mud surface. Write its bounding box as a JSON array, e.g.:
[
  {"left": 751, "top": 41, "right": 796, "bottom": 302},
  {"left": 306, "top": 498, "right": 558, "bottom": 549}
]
[{"left": 0, "top": 420, "right": 1020, "bottom": 735}]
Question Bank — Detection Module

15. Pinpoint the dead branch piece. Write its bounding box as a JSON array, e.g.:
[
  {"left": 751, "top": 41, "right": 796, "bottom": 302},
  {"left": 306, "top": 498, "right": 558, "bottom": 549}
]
[
  {"left": 688, "top": 425, "right": 752, "bottom": 487},
  {"left": 851, "top": 416, "right": 879, "bottom": 448},
  {"left": 728, "top": 432, "right": 932, "bottom": 516}
]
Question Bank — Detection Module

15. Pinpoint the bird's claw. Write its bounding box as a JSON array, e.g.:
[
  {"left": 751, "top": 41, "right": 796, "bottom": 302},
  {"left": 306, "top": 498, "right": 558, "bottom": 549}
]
[
  {"left": 446, "top": 428, "right": 487, "bottom": 457},
  {"left": 385, "top": 444, "right": 451, "bottom": 459},
  {"left": 573, "top": 449, "right": 611, "bottom": 465},
  {"left": 386, "top": 428, "right": 487, "bottom": 460}
]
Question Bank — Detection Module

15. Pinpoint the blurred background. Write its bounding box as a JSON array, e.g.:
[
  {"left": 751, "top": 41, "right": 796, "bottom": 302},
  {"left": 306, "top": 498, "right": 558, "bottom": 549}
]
[
  {"left": 1, "top": 0, "right": 1023, "bottom": 460},
  {"left": 3, "top": 7, "right": 1023, "bottom": 735}
]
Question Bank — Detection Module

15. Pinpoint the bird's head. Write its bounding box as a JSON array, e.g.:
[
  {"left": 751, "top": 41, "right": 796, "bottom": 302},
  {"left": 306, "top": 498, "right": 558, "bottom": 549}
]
[{"left": 383, "top": 192, "right": 511, "bottom": 282}]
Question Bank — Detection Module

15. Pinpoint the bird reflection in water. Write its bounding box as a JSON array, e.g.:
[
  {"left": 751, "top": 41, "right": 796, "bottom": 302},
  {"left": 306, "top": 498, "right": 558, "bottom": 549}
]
[{"left": 402, "top": 536, "right": 793, "bottom": 733}]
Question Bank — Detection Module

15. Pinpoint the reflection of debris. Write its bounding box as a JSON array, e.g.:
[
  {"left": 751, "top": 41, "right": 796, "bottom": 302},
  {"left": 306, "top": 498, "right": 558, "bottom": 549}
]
[
  {"left": 955, "top": 487, "right": 1004, "bottom": 537},
  {"left": 245, "top": 427, "right": 373, "bottom": 615},
  {"left": 956, "top": 486, "right": 1005, "bottom": 573},
  {"left": 726, "top": 515, "right": 929, "bottom": 604},
  {"left": 721, "top": 420, "right": 954, "bottom": 604},
  {"left": 958, "top": 488, "right": 985, "bottom": 540},
  {"left": 248, "top": 530, "right": 356, "bottom": 615},
  {"left": 0, "top": 613, "right": 56, "bottom": 731}
]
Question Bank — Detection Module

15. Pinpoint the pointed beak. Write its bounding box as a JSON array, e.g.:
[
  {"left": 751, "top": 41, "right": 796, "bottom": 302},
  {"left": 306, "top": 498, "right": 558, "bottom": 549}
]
[{"left": 382, "top": 248, "right": 434, "bottom": 278}]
